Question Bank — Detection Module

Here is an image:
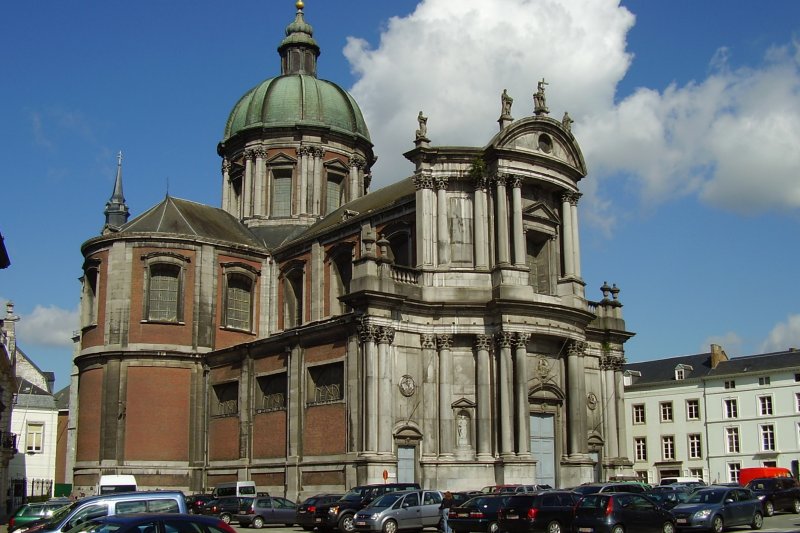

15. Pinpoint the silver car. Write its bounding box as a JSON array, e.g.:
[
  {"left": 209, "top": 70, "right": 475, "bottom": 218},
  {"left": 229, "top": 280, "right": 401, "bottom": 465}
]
[{"left": 353, "top": 489, "right": 442, "bottom": 533}]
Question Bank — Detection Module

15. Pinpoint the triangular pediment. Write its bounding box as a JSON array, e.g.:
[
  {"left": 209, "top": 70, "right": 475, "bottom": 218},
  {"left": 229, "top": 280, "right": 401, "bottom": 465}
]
[
  {"left": 324, "top": 159, "right": 350, "bottom": 172},
  {"left": 523, "top": 201, "right": 559, "bottom": 223},
  {"left": 451, "top": 397, "right": 476, "bottom": 409},
  {"left": 267, "top": 153, "right": 297, "bottom": 165}
]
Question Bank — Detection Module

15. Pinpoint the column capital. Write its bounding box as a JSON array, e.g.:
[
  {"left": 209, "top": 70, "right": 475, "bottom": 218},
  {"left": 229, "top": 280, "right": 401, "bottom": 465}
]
[
  {"left": 349, "top": 155, "right": 366, "bottom": 169},
  {"left": 377, "top": 326, "right": 395, "bottom": 345},
  {"left": 473, "top": 175, "right": 488, "bottom": 191},
  {"left": 508, "top": 175, "right": 523, "bottom": 189},
  {"left": 413, "top": 173, "right": 434, "bottom": 190},
  {"left": 512, "top": 332, "right": 530, "bottom": 348},
  {"left": 493, "top": 173, "right": 509, "bottom": 187},
  {"left": 474, "top": 334, "right": 493, "bottom": 351},
  {"left": 434, "top": 175, "right": 449, "bottom": 191},
  {"left": 568, "top": 340, "right": 587, "bottom": 357},
  {"left": 495, "top": 331, "right": 514, "bottom": 348},
  {"left": 312, "top": 146, "right": 325, "bottom": 158},
  {"left": 436, "top": 333, "right": 453, "bottom": 351},
  {"left": 222, "top": 159, "right": 231, "bottom": 173},
  {"left": 253, "top": 147, "right": 267, "bottom": 159},
  {"left": 569, "top": 192, "right": 583, "bottom": 206},
  {"left": 243, "top": 148, "right": 255, "bottom": 160},
  {"left": 421, "top": 333, "right": 436, "bottom": 350},
  {"left": 357, "top": 320, "right": 378, "bottom": 343},
  {"left": 298, "top": 146, "right": 312, "bottom": 157}
]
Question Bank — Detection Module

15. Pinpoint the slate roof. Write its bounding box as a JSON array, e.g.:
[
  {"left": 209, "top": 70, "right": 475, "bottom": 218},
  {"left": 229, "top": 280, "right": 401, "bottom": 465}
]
[
  {"left": 54, "top": 385, "right": 70, "bottom": 410},
  {"left": 624, "top": 352, "right": 714, "bottom": 387},
  {"left": 707, "top": 349, "right": 800, "bottom": 377},
  {"left": 15, "top": 378, "right": 57, "bottom": 409},
  {"left": 120, "top": 196, "right": 265, "bottom": 249}
]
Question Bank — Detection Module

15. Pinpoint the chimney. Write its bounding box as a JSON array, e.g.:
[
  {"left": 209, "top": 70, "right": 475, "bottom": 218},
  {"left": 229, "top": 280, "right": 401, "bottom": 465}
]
[{"left": 710, "top": 343, "right": 729, "bottom": 369}]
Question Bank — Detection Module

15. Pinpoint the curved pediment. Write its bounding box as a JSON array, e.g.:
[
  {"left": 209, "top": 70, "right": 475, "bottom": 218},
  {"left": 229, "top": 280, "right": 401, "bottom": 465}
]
[{"left": 489, "top": 116, "right": 587, "bottom": 175}]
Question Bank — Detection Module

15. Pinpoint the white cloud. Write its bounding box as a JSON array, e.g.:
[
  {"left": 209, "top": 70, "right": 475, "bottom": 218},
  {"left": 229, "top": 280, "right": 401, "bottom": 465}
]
[
  {"left": 15, "top": 304, "right": 79, "bottom": 348},
  {"left": 344, "top": 0, "right": 800, "bottom": 232},
  {"left": 760, "top": 314, "right": 800, "bottom": 353}
]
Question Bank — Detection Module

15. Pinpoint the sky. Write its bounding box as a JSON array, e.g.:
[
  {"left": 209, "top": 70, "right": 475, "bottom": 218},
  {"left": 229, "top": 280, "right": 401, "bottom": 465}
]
[{"left": 1, "top": 0, "right": 799, "bottom": 391}]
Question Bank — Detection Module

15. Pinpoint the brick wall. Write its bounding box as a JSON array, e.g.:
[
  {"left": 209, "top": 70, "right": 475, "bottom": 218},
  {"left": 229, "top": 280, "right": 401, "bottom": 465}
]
[
  {"left": 303, "top": 403, "right": 345, "bottom": 456},
  {"left": 76, "top": 368, "right": 103, "bottom": 461}
]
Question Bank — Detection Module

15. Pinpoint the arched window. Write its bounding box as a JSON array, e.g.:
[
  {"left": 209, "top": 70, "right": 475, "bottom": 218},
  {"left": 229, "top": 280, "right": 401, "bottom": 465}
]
[
  {"left": 225, "top": 273, "right": 253, "bottom": 331},
  {"left": 328, "top": 246, "right": 353, "bottom": 316},
  {"left": 384, "top": 223, "right": 414, "bottom": 267},
  {"left": 282, "top": 263, "right": 304, "bottom": 329},
  {"left": 81, "top": 259, "right": 100, "bottom": 328},
  {"left": 141, "top": 252, "right": 189, "bottom": 323}
]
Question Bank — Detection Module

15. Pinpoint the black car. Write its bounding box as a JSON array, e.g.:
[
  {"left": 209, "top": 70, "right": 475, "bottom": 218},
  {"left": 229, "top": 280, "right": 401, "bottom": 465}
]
[
  {"left": 642, "top": 489, "right": 692, "bottom": 510},
  {"left": 186, "top": 494, "right": 215, "bottom": 514},
  {"left": 297, "top": 493, "right": 344, "bottom": 530},
  {"left": 745, "top": 477, "right": 800, "bottom": 516},
  {"left": 497, "top": 491, "right": 580, "bottom": 533},
  {"left": 447, "top": 494, "right": 510, "bottom": 533},
  {"left": 571, "top": 482, "right": 647, "bottom": 496},
  {"left": 314, "top": 483, "right": 420, "bottom": 533},
  {"left": 572, "top": 492, "right": 676, "bottom": 533},
  {"left": 203, "top": 496, "right": 254, "bottom": 524}
]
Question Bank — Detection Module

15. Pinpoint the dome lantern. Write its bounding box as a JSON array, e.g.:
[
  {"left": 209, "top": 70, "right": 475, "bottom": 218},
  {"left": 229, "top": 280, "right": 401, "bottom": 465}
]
[{"left": 278, "top": 0, "right": 320, "bottom": 76}]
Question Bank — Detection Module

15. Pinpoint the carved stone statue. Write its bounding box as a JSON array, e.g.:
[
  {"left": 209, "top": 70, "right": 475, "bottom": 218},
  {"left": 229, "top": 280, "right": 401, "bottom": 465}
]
[
  {"left": 501, "top": 89, "right": 513, "bottom": 117},
  {"left": 562, "top": 111, "right": 574, "bottom": 132},
  {"left": 456, "top": 413, "right": 470, "bottom": 446},
  {"left": 533, "top": 79, "right": 549, "bottom": 115},
  {"left": 415, "top": 111, "right": 428, "bottom": 140}
]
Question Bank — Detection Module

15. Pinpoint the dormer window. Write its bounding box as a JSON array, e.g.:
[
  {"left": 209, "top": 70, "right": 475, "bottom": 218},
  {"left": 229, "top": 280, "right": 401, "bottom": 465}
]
[
  {"left": 674, "top": 364, "right": 693, "bottom": 380},
  {"left": 623, "top": 370, "right": 641, "bottom": 386}
]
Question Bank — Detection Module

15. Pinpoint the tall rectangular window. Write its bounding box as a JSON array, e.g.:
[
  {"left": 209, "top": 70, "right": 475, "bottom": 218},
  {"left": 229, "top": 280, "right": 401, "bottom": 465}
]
[
  {"left": 26, "top": 423, "right": 43, "bottom": 454},
  {"left": 660, "top": 402, "right": 673, "bottom": 422},
  {"left": 634, "top": 437, "right": 647, "bottom": 461},
  {"left": 686, "top": 399, "right": 700, "bottom": 420},
  {"left": 633, "top": 404, "right": 646, "bottom": 424},
  {"left": 761, "top": 424, "right": 776, "bottom": 451},
  {"left": 728, "top": 463, "right": 741, "bottom": 483},
  {"left": 724, "top": 398, "right": 738, "bottom": 419},
  {"left": 225, "top": 273, "right": 253, "bottom": 331},
  {"left": 726, "top": 427, "right": 740, "bottom": 453},
  {"left": 449, "top": 196, "right": 474, "bottom": 265},
  {"left": 759, "top": 395, "right": 773, "bottom": 416},
  {"left": 271, "top": 170, "right": 292, "bottom": 217},
  {"left": 688, "top": 433, "right": 702, "bottom": 459},
  {"left": 148, "top": 263, "right": 181, "bottom": 321},
  {"left": 662, "top": 435, "right": 675, "bottom": 460},
  {"left": 796, "top": 393, "right": 800, "bottom": 412}
]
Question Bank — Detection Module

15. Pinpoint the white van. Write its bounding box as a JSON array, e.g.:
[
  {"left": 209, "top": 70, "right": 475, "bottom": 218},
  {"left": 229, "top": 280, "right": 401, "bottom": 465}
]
[
  {"left": 659, "top": 476, "right": 705, "bottom": 486},
  {"left": 212, "top": 481, "right": 257, "bottom": 498},
  {"left": 98, "top": 475, "right": 137, "bottom": 494}
]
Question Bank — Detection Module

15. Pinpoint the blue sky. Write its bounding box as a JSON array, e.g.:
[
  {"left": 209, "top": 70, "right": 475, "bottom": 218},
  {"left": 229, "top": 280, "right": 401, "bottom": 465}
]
[{"left": 2, "top": 1, "right": 799, "bottom": 391}]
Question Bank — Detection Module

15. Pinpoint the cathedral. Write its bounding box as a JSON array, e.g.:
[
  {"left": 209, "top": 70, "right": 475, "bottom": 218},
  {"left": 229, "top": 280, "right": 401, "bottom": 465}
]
[{"left": 73, "top": 2, "right": 634, "bottom": 498}]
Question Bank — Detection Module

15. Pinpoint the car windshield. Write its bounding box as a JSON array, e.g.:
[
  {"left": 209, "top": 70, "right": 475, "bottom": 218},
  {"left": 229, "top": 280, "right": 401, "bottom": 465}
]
[
  {"left": 572, "top": 485, "right": 603, "bottom": 495},
  {"left": 341, "top": 489, "right": 365, "bottom": 502},
  {"left": 366, "top": 493, "right": 404, "bottom": 508},
  {"left": 686, "top": 490, "right": 725, "bottom": 504},
  {"left": 44, "top": 501, "right": 80, "bottom": 526}
]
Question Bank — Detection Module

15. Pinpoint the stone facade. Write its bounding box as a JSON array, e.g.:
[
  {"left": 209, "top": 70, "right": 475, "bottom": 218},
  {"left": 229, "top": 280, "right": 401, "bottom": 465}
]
[{"left": 72, "top": 4, "right": 634, "bottom": 499}]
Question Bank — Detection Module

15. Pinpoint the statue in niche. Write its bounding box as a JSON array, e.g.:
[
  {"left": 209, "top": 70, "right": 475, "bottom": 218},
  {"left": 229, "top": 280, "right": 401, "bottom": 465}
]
[
  {"left": 456, "top": 412, "right": 470, "bottom": 447},
  {"left": 415, "top": 111, "right": 428, "bottom": 140},
  {"left": 501, "top": 89, "right": 513, "bottom": 117}
]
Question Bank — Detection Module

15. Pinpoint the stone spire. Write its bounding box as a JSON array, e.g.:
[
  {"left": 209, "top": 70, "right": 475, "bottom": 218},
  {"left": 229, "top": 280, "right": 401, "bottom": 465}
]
[
  {"left": 103, "top": 151, "right": 130, "bottom": 231},
  {"left": 279, "top": 0, "right": 320, "bottom": 76}
]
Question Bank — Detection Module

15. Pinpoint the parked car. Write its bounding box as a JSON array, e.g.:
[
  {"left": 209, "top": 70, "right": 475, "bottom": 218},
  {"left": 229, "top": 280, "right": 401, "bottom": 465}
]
[
  {"left": 670, "top": 486, "right": 763, "bottom": 532},
  {"left": 9, "top": 501, "right": 70, "bottom": 533},
  {"left": 571, "top": 482, "right": 647, "bottom": 496},
  {"left": 297, "top": 493, "right": 344, "bottom": 531},
  {"left": 745, "top": 476, "right": 800, "bottom": 516},
  {"left": 186, "top": 494, "right": 215, "bottom": 514},
  {"left": 480, "top": 485, "right": 551, "bottom": 494},
  {"left": 497, "top": 491, "right": 580, "bottom": 533},
  {"left": 448, "top": 494, "right": 511, "bottom": 533},
  {"left": 203, "top": 496, "right": 254, "bottom": 524},
  {"left": 314, "top": 483, "right": 421, "bottom": 533},
  {"left": 235, "top": 496, "right": 298, "bottom": 528},
  {"left": 572, "top": 492, "right": 677, "bottom": 533},
  {"left": 61, "top": 512, "right": 237, "bottom": 533},
  {"left": 352, "top": 489, "right": 442, "bottom": 533},
  {"left": 642, "top": 489, "right": 691, "bottom": 510}
]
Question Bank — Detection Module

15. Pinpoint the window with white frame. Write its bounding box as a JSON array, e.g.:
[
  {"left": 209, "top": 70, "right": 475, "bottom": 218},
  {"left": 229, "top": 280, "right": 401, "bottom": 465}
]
[
  {"left": 689, "top": 468, "right": 704, "bottom": 480},
  {"left": 728, "top": 463, "right": 741, "bottom": 483},
  {"left": 759, "top": 376, "right": 771, "bottom": 386},
  {"left": 759, "top": 395, "right": 773, "bottom": 416},
  {"left": 26, "top": 423, "right": 43, "bottom": 454},
  {"left": 633, "top": 404, "right": 646, "bottom": 424},
  {"left": 688, "top": 433, "right": 702, "bottom": 459},
  {"left": 796, "top": 393, "right": 800, "bottom": 412},
  {"left": 726, "top": 427, "right": 740, "bottom": 453},
  {"left": 686, "top": 399, "right": 700, "bottom": 420},
  {"left": 761, "top": 424, "right": 776, "bottom": 451},
  {"left": 634, "top": 437, "right": 647, "bottom": 461},
  {"left": 660, "top": 401, "right": 674, "bottom": 422},
  {"left": 675, "top": 367, "right": 685, "bottom": 380},
  {"left": 724, "top": 398, "right": 738, "bottom": 419},
  {"left": 662, "top": 435, "right": 675, "bottom": 460},
  {"left": 724, "top": 380, "right": 736, "bottom": 389}
]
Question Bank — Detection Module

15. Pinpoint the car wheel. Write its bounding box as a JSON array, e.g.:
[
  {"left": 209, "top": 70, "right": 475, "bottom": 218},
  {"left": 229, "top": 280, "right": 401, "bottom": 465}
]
[
  {"left": 764, "top": 501, "right": 774, "bottom": 517},
  {"left": 339, "top": 514, "right": 356, "bottom": 533},
  {"left": 661, "top": 521, "right": 675, "bottom": 533},
  {"left": 382, "top": 520, "right": 398, "bottom": 533},
  {"left": 751, "top": 511, "right": 763, "bottom": 530},
  {"left": 252, "top": 516, "right": 265, "bottom": 529},
  {"left": 712, "top": 515, "right": 723, "bottom": 533},
  {"left": 611, "top": 525, "right": 624, "bottom": 533},
  {"left": 488, "top": 522, "right": 499, "bottom": 533},
  {"left": 793, "top": 499, "right": 800, "bottom": 514},
  {"left": 546, "top": 520, "right": 562, "bottom": 533}
]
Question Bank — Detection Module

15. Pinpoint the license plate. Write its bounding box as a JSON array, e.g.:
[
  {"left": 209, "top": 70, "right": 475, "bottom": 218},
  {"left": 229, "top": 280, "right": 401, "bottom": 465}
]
[
  {"left": 506, "top": 514, "right": 518, "bottom": 520},
  {"left": 677, "top": 519, "right": 687, "bottom": 524},
  {"left": 578, "top": 528, "right": 593, "bottom": 533},
  {"left": 315, "top": 518, "right": 322, "bottom": 523},
  {"left": 356, "top": 522, "right": 366, "bottom": 526},
  {"left": 458, "top": 513, "right": 468, "bottom": 518}
]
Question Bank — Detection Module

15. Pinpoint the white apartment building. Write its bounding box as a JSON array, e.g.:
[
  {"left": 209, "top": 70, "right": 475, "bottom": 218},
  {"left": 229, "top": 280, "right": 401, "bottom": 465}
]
[{"left": 623, "top": 345, "right": 800, "bottom": 484}]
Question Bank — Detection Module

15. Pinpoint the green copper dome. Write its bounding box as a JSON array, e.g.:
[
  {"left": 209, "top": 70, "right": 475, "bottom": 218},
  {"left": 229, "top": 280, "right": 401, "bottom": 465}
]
[{"left": 222, "top": 75, "right": 371, "bottom": 143}]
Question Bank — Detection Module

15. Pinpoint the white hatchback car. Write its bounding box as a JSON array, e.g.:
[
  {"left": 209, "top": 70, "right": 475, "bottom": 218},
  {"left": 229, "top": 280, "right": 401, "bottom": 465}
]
[{"left": 353, "top": 489, "right": 442, "bottom": 533}]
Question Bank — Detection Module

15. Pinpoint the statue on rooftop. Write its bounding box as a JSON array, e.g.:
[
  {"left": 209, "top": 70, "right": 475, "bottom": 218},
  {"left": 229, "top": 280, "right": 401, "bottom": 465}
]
[{"left": 533, "top": 79, "right": 549, "bottom": 115}]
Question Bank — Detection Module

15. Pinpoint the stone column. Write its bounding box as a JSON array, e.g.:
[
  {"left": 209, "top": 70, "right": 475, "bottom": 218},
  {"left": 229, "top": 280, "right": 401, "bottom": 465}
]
[
  {"left": 254, "top": 148, "right": 266, "bottom": 216},
  {"left": 435, "top": 176, "right": 450, "bottom": 266},
  {"left": 359, "top": 322, "right": 379, "bottom": 454},
  {"left": 349, "top": 156, "right": 365, "bottom": 203},
  {"left": 567, "top": 341, "right": 587, "bottom": 456},
  {"left": 437, "top": 334, "right": 454, "bottom": 457},
  {"left": 570, "top": 193, "right": 582, "bottom": 278},
  {"left": 495, "top": 175, "right": 511, "bottom": 265},
  {"left": 614, "top": 358, "right": 627, "bottom": 459},
  {"left": 298, "top": 147, "right": 308, "bottom": 214},
  {"left": 601, "top": 356, "right": 619, "bottom": 458},
  {"left": 561, "top": 194, "right": 574, "bottom": 276},
  {"left": 313, "top": 147, "right": 325, "bottom": 215},
  {"left": 243, "top": 149, "right": 254, "bottom": 219},
  {"left": 221, "top": 159, "right": 231, "bottom": 213},
  {"left": 421, "top": 334, "right": 438, "bottom": 457},
  {"left": 473, "top": 176, "right": 489, "bottom": 269},
  {"left": 378, "top": 326, "right": 395, "bottom": 454},
  {"left": 513, "top": 332, "right": 530, "bottom": 455},
  {"left": 474, "top": 334, "right": 493, "bottom": 458},
  {"left": 496, "top": 331, "right": 514, "bottom": 456},
  {"left": 414, "top": 173, "right": 435, "bottom": 268},
  {"left": 510, "top": 176, "right": 526, "bottom": 267}
]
